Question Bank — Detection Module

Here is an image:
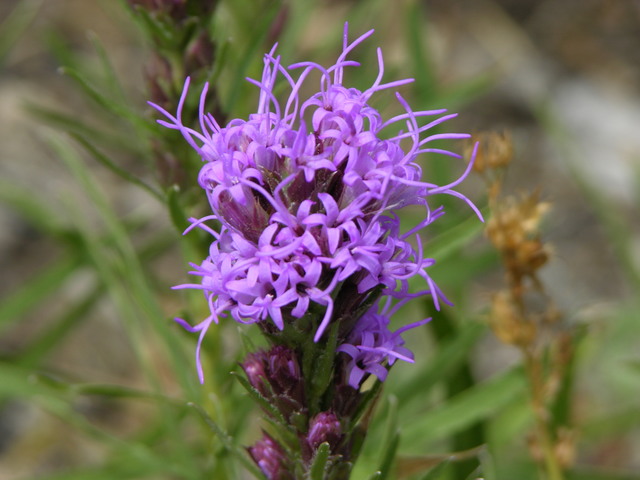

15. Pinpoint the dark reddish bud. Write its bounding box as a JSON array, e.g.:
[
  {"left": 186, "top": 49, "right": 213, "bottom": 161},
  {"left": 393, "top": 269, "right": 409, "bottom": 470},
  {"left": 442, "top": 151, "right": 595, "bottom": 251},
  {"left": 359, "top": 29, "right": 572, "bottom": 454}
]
[
  {"left": 184, "top": 31, "right": 215, "bottom": 75},
  {"left": 331, "top": 383, "right": 361, "bottom": 418},
  {"left": 241, "top": 346, "right": 304, "bottom": 400},
  {"left": 129, "top": 0, "right": 219, "bottom": 22},
  {"left": 267, "top": 345, "right": 303, "bottom": 399},
  {"left": 128, "top": 0, "right": 187, "bottom": 21},
  {"left": 144, "top": 53, "right": 172, "bottom": 110},
  {"left": 267, "top": 6, "right": 289, "bottom": 46},
  {"left": 248, "top": 432, "right": 293, "bottom": 480},
  {"left": 306, "top": 411, "right": 342, "bottom": 452},
  {"left": 241, "top": 351, "right": 270, "bottom": 397},
  {"left": 241, "top": 346, "right": 306, "bottom": 422}
]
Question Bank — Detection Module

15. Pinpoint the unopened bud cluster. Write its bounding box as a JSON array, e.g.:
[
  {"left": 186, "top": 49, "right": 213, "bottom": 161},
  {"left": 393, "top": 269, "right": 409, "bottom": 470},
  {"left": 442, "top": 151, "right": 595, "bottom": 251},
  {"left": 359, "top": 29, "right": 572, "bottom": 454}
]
[
  {"left": 130, "top": 0, "right": 223, "bottom": 188},
  {"left": 242, "top": 345, "right": 357, "bottom": 475}
]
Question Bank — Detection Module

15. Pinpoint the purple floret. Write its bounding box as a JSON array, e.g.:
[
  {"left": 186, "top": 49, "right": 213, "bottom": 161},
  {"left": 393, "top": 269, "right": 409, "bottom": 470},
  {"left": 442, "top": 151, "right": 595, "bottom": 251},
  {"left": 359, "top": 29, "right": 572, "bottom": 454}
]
[{"left": 337, "top": 299, "right": 431, "bottom": 389}]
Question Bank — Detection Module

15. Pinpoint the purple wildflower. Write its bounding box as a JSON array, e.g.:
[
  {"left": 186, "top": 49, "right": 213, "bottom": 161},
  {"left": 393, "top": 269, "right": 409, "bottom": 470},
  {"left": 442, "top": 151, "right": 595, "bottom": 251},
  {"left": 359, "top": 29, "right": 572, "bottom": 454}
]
[{"left": 152, "top": 24, "right": 480, "bottom": 383}]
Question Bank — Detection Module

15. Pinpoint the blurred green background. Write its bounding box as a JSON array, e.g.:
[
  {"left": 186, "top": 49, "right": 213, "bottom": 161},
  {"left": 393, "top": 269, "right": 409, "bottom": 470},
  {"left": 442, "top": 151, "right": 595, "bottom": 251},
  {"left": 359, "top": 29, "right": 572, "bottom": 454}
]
[{"left": 0, "top": 0, "right": 638, "bottom": 479}]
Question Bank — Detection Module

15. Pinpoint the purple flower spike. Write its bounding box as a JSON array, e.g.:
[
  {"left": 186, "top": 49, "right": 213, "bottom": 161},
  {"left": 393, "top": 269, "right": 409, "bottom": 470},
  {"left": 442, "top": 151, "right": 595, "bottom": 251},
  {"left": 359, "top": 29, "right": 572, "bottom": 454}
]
[{"left": 153, "top": 23, "right": 480, "bottom": 382}]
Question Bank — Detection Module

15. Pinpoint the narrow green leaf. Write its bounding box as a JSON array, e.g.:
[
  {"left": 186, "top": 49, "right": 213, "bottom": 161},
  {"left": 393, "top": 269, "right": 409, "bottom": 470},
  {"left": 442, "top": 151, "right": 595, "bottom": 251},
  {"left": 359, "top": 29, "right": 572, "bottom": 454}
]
[
  {"left": 0, "top": 363, "right": 196, "bottom": 478},
  {"left": 26, "top": 468, "right": 140, "bottom": 480},
  {"left": 208, "top": 36, "right": 231, "bottom": 84},
  {"left": 50, "top": 134, "right": 195, "bottom": 397},
  {"left": 425, "top": 308, "right": 484, "bottom": 480},
  {"left": 0, "top": 363, "right": 46, "bottom": 398},
  {"left": 87, "top": 31, "right": 129, "bottom": 105},
  {"left": 566, "top": 469, "right": 640, "bottom": 480},
  {"left": 397, "top": 445, "right": 486, "bottom": 480},
  {"left": 17, "top": 285, "right": 102, "bottom": 368},
  {"left": 129, "top": 5, "right": 177, "bottom": 46},
  {"left": 0, "top": 0, "right": 43, "bottom": 66},
  {"left": 69, "top": 383, "right": 174, "bottom": 402},
  {"left": 486, "top": 396, "right": 532, "bottom": 450},
  {"left": 394, "top": 321, "right": 487, "bottom": 402},
  {"left": 405, "top": 1, "right": 437, "bottom": 104},
  {"left": 59, "top": 66, "right": 150, "bottom": 133},
  {"left": 166, "top": 184, "right": 191, "bottom": 232},
  {"left": 377, "top": 396, "right": 400, "bottom": 480},
  {"left": 311, "top": 322, "right": 340, "bottom": 403},
  {"left": 378, "top": 432, "right": 400, "bottom": 480},
  {"left": 429, "top": 248, "right": 498, "bottom": 288},
  {"left": 0, "top": 255, "right": 81, "bottom": 334},
  {"left": 27, "top": 105, "right": 139, "bottom": 154},
  {"left": 400, "top": 367, "right": 526, "bottom": 449},
  {"left": 418, "top": 460, "right": 453, "bottom": 480},
  {"left": 188, "top": 402, "right": 264, "bottom": 478},
  {"left": 426, "top": 208, "right": 488, "bottom": 263},
  {"left": 50, "top": 134, "right": 203, "bottom": 477},
  {"left": 350, "top": 379, "right": 383, "bottom": 430},
  {"left": 0, "top": 179, "right": 67, "bottom": 237},
  {"left": 225, "top": 0, "right": 283, "bottom": 113},
  {"left": 581, "top": 407, "right": 640, "bottom": 440},
  {"left": 71, "top": 133, "right": 163, "bottom": 201},
  {"left": 309, "top": 442, "right": 331, "bottom": 480},
  {"left": 550, "top": 327, "right": 586, "bottom": 430},
  {"left": 9, "top": 370, "right": 184, "bottom": 408},
  {"left": 231, "top": 371, "right": 288, "bottom": 427}
]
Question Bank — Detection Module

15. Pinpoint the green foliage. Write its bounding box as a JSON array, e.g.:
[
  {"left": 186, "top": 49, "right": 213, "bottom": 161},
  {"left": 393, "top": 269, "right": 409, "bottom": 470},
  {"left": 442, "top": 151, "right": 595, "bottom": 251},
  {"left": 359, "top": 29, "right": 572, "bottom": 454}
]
[
  {"left": 309, "top": 442, "right": 332, "bottom": 480},
  {"left": 0, "top": 0, "right": 44, "bottom": 68}
]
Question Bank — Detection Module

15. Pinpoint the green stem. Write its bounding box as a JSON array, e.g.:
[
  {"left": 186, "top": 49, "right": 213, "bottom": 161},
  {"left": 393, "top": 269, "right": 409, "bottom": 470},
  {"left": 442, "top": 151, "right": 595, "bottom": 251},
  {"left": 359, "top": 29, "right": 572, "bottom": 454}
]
[
  {"left": 524, "top": 351, "right": 565, "bottom": 480},
  {"left": 428, "top": 305, "right": 484, "bottom": 479}
]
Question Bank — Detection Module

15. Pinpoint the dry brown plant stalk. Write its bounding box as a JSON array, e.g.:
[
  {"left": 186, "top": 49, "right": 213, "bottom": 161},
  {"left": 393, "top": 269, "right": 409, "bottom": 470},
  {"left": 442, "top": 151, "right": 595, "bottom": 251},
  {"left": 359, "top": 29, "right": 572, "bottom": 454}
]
[{"left": 470, "top": 132, "right": 577, "bottom": 480}]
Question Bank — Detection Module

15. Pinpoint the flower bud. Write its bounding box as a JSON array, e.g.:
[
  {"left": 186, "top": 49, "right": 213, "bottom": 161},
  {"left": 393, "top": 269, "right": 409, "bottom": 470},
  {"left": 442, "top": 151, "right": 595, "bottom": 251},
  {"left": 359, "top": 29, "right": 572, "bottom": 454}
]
[
  {"left": 145, "top": 53, "right": 173, "bottom": 111},
  {"left": 127, "top": 0, "right": 187, "bottom": 20},
  {"left": 241, "top": 351, "right": 269, "bottom": 397},
  {"left": 248, "top": 433, "right": 292, "bottom": 480},
  {"left": 306, "top": 411, "right": 342, "bottom": 452},
  {"left": 267, "top": 346, "right": 303, "bottom": 399},
  {"left": 241, "top": 346, "right": 306, "bottom": 421}
]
